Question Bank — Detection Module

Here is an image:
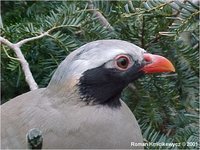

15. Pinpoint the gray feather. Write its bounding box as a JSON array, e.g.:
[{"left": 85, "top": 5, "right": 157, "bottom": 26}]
[{"left": 1, "top": 40, "right": 144, "bottom": 149}]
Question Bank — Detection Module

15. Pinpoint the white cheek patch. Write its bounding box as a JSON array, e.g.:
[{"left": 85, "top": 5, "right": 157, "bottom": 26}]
[
  {"left": 104, "top": 60, "right": 115, "bottom": 69},
  {"left": 104, "top": 57, "right": 135, "bottom": 70},
  {"left": 77, "top": 48, "right": 127, "bottom": 70}
]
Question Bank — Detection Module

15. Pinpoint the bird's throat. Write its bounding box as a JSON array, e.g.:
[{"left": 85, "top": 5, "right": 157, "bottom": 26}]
[
  {"left": 77, "top": 62, "right": 144, "bottom": 108},
  {"left": 78, "top": 83, "right": 122, "bottom": 108},
  {"left": 77, "top": 66, "right": 128, "bottom": 108}
]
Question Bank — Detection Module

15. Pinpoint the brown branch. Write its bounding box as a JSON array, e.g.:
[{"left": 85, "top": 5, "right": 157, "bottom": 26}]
[{"left": 88, "top": 0, "right": 114, "bottom": 32}]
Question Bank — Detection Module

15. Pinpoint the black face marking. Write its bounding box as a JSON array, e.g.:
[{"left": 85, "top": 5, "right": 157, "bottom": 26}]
[{"left": 78, "top": 61, "right": 144, "bottom": 108}]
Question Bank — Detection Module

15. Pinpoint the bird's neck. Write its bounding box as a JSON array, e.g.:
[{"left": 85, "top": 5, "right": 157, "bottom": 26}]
[
  {"left": 78, "top": 83, "right": 122, "bottom": 108},
  {"left": 77, "top": 78, "right": 125, "bottom": 108},
  {"left": 45, "top": 81, "right": 122, "bottom": 108}
]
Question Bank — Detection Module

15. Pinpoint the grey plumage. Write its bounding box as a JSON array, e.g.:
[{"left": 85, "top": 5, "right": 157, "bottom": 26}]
[{"left": 1, "top": 40, "right": 146, "bottom": 149}]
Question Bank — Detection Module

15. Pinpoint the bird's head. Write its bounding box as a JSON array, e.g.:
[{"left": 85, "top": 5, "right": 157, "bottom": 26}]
[{"left": 48, "top": 40, "right": 175, "bottom": 107}]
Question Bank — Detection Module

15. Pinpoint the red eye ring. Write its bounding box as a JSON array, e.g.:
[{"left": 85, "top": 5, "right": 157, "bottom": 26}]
[{"left": 115, "top": 55, "right": 130, "bottom": 70}]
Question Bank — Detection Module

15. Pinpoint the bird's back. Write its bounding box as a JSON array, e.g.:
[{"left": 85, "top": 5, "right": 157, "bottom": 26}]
[
  {"left": 1, "top": 88, "right": 47, "bottom": 148},
  {"left": 1, "top": 88, "right": 143, "bottom": 149}
]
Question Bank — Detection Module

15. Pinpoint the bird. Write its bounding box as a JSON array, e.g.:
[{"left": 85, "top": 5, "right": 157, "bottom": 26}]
[{"left": 1, "top": 40, "right": 175, "bottom": 149}]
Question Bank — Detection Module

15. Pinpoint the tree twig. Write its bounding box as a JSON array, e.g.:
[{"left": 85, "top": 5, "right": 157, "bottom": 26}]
[
  {"left": 1, "top": 24, "right": 77, "bottom": 91},
  {"left": 0, "top": 36, "right": 38, "bottom": 90},
  {"left": 2, "top": 46, "right": 20, "bottom": 60},
  {"left": 13, "top": 46, "right": 38, "bottom": 90},
  {"left": 17, "top": 32, "right": 49, "bottom": 47},
  {"left": 127, "top": 0, "right": 136, "bottom": 12},
  {"left": 88, "top": 0, "right": 114, "bottom": 32},
  {"left": 0, "top": 36, "right": 13, "bottom": 49}
]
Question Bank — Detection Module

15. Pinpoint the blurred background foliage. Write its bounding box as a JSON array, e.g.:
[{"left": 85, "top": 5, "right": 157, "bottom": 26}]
[{"left": 1, "top": 0, "right": 199, "bottom": 149}]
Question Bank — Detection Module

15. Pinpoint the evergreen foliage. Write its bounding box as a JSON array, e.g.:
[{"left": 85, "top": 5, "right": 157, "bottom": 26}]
[{"left": 1, "top": 1, "right": 199, "bottom": 149}]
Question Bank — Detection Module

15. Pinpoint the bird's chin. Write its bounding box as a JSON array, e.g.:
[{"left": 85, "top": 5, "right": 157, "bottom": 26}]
[{"left": 129, "top": 71, "right": 145, "bottom": 82}]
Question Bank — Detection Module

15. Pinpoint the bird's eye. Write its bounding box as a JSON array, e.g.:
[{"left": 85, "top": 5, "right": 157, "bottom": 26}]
[{"left": 115, "top": 55, "right": 130, "bottom": 70}]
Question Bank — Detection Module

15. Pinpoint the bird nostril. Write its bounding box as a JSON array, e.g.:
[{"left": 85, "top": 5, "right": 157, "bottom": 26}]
[{"left": 143, "top": 54, "right": 152, "bottom": 63}]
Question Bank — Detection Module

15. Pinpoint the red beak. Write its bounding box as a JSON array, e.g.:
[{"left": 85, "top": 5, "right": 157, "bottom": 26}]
[{"left": 141, "top": 53, "right": 175, "bottom": 73}]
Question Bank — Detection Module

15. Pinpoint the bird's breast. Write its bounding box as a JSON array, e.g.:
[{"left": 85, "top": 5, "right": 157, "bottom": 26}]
[{"left": 42, "top": 100, "right": 143, "bottom": 149}]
